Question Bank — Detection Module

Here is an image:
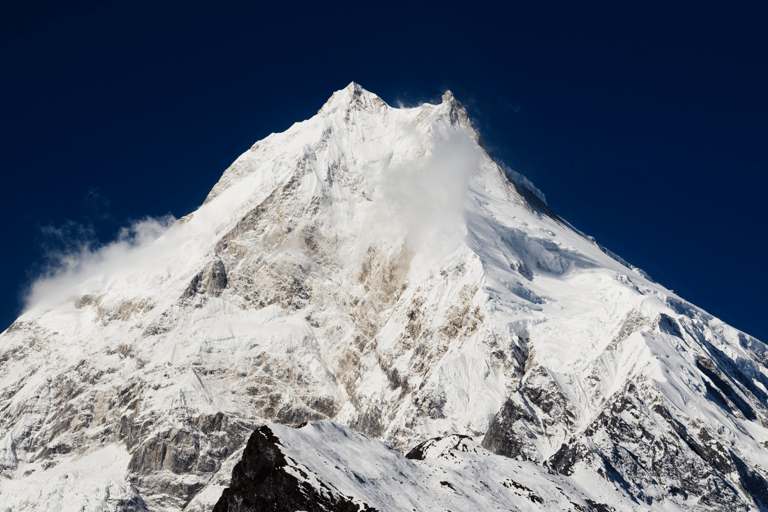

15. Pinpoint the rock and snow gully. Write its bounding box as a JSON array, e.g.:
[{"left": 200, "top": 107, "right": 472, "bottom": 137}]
[{"left": 1, "top": 83, "right": 767, "bottom": 511}]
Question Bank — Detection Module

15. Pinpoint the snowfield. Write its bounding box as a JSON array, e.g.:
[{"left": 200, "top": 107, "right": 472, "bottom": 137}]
[{"left": 1, "top": 83, "right": 766, "bottom": 511}]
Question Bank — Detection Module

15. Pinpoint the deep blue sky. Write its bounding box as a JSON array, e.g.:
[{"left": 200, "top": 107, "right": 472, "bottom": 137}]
[{"left": 2, "top": 1, "right": 766, "bottom": 342}]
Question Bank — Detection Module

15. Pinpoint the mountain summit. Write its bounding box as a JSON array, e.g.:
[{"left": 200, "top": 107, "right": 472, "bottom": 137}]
[{"left": 1, "top": 84, "right": 767, "bottom": 511}]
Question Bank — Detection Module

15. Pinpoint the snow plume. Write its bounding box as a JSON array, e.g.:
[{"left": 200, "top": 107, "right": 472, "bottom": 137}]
[
  {"left": 500, "top": 162, "right": 546, "bottom": 204},
  {"left": 23, "top": 215, "right": 176, "bottom": 312},
  {"left": 36, "top": 219, "right": 98, "bottom": 257},
  {"left": 360, "top": 132, "right": 480, "bottom": 265}
]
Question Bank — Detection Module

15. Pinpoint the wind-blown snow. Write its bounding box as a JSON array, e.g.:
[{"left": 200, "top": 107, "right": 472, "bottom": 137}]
[
  {"left": 1, "top": 82, "right": 766, "bottom": 511},
  {"left": 24, "top": 216, "right": 176, "bottom": 312}
]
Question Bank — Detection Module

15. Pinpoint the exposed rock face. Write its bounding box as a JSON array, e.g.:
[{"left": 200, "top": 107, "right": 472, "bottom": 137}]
[
  {"left": 0, "top": 82, "right": 765, "bottom": 511},
  {"left": 213, "top": 426, "right": 374, "bottom": 512},
  {"left": 482, "top": 312, "right": 768, "bottom": 510},
  {"left": 482, "top": 398, "right": 537, "bottom": 460},
  {"left": 183, "top": 257, "right": 228, "bottom": 301}
]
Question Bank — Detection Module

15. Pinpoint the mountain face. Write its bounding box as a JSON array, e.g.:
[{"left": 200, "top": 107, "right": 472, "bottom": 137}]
[{"left": 1, "top": 82, "right": 767, "bottom": 511}]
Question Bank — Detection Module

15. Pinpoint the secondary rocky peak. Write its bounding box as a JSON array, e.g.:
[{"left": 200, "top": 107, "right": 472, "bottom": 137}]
[{"left": 435, "top": 89, "right": 471, "bottom": 130}]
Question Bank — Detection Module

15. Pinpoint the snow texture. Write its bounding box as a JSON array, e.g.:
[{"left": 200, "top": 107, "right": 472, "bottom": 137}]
[
  {"left": 215, "top": 420, "right": 633, "bottom": 511},
  {"left": 1, "top": 82, "right": 766, "bottom": 511}
]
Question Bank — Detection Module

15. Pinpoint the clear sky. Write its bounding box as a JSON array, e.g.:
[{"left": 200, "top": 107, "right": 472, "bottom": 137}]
[{"left": 1, "top": 1, "right": 766, "bottom": 343}]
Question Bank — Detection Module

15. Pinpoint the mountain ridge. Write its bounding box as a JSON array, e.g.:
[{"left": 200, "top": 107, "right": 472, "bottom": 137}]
[{"left": 1, "top": 83, "right": 766, "bottom": 511}]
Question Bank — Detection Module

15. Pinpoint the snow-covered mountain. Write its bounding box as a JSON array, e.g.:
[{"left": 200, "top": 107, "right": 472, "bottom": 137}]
[{"left": 1, "top": 82, "right": 767, "bottom": 511}]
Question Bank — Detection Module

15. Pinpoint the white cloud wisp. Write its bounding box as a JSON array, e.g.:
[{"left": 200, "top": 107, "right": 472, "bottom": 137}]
[
  {"left": 359, "top": 131, "right": 480, "bottom": 267},
  {"left": 23, "top": 215, "right": 177, "bottom": 313}
]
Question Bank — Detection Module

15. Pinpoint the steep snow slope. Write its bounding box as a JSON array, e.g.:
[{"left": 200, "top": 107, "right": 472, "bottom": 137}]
[
  {"left": 0, "top": 83, "right": 766, "bottom": 511},
  {"left": 214, "top": 421, "right": 637, "bottom": 512}
]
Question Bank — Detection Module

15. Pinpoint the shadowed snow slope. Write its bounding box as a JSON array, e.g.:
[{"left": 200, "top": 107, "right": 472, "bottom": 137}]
[{"left": 1, "top": 83, "right": 766, "bottom": 511}]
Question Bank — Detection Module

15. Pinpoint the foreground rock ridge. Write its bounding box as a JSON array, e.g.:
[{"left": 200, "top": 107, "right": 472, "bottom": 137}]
[
  {"left": 213, "top": 421, "right": 632, "bottom": 512},
  {"left": 0, "top": 82, "right": 766, "bottom": 511}
]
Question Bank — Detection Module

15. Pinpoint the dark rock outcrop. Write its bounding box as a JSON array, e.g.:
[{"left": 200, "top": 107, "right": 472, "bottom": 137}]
[
  {"left": 213, "top": 426, "right": 377, "bottom": 512},
  {"left": 481, "top": 398, "right": 536, "bottom": 459},
  {"left": 183, "top": 256, "right": 228, "bottom": 300}
]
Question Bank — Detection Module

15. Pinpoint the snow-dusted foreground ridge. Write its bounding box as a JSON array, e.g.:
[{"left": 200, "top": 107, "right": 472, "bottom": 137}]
[
  {"left": 1, "top": 82, "right": 767, "bottom": 511},
  {"left": 213, "top": 421, "right": 635, "bottom": 512}
]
